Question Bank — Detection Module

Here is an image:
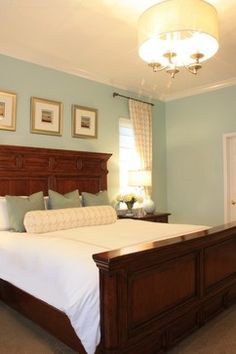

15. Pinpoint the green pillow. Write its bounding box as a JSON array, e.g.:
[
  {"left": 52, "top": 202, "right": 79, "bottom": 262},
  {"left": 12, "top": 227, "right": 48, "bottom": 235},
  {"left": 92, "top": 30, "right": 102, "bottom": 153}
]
[
  {"left": 82, "top": 191, "right": 110, "bottom": 206},
  {"left": 48, "top": 189, "right": 81, "bottom": 210},
  {"left": 6, "top": 191, "right": 45, "bottom": 232}
]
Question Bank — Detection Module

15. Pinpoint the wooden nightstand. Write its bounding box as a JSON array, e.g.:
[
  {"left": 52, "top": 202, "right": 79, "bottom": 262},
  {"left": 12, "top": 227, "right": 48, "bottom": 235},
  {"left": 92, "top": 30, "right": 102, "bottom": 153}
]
[{"left": 118, "top": 212, "right": 171, "bottom": 223}]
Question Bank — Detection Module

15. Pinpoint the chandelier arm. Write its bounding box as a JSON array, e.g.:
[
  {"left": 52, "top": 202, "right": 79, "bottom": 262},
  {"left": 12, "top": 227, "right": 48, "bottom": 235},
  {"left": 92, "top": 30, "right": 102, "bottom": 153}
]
[
  {"left": 184, "top": 60, "right": 203, "bottom": 75},
  {"left": 155, "top": 65, "right": 168, "bottom": 72},
  {"left": 148, "top": 63, "right": 168, "bottom": 72},
  {"left": 184, "top": 65, "right": 198, "bottom": 75}
]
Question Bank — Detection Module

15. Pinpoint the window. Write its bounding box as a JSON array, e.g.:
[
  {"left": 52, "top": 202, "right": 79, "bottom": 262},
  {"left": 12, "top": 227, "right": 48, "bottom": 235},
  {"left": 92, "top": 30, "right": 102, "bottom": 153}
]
[{"left": 119, "top": 118, "right": 140, "bottom": 192}]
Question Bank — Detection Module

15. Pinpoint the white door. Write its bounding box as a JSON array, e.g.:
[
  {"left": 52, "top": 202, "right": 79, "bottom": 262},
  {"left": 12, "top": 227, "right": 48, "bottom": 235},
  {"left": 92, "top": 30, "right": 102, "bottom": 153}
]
[{"left": 224, "top": 133, "right": 236, "bottom": 222}]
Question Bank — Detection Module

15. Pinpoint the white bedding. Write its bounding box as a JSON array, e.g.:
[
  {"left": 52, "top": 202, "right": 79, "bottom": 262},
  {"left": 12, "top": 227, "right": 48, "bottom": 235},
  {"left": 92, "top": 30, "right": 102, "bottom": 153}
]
[{"left": 0, "top": 220, "right": 209, "bottom": 354}]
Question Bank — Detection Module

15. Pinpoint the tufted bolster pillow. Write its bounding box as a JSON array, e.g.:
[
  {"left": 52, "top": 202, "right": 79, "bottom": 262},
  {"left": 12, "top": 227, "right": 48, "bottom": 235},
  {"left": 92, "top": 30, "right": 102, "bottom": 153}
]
[{"left": 24, "top": 205, "right": 117, "bottom": 234}]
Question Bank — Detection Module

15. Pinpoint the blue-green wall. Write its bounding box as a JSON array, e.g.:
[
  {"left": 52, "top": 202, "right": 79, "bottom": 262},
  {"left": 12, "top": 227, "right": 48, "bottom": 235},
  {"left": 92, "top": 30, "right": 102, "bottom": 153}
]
[
  {"left": 166, "top": 86, "right": 236, "bottom": 226},
  {"left": 2, "top": 53, "right": 235, "bottom": 226},
  {"left": 0, "top": 54, "right": 166, "bottom": 208}
]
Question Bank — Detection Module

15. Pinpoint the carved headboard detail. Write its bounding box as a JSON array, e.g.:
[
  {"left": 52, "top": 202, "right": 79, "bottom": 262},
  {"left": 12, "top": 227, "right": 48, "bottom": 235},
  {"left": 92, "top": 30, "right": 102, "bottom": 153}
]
[{"left": 0, "top": 145, "right": 112, "bottom": 196}]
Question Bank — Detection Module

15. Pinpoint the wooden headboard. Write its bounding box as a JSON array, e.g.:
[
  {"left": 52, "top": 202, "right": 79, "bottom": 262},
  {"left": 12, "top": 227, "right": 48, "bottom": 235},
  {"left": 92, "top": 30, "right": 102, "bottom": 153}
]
[{"left": 0, "top": 145, "right": 112, "bottom": 196}]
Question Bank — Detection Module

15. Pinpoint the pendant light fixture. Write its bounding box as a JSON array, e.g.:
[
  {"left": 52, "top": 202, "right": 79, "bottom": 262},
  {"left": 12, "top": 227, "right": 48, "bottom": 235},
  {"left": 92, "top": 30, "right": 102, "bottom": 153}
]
[{"left": 138, "top": 0, "right": 219, "bottom": 78}]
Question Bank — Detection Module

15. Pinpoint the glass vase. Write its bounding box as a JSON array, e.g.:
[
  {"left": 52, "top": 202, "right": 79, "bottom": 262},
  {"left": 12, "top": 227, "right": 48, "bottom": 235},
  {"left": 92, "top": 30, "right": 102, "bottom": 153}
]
[{"left": 125, "top": 201, "right": 134, "bottom": 210}]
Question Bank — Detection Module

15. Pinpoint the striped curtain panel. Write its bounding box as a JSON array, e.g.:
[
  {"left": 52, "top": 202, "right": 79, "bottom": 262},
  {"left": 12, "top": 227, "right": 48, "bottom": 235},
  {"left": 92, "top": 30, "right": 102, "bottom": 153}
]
[{"left": 128, "top": 99, "right": 153, "bottom": 195}]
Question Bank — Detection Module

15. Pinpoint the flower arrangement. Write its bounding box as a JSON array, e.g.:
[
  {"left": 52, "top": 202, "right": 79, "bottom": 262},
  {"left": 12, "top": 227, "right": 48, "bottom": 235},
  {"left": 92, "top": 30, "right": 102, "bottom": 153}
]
[{"left": 116, "top": 193, "right": 143, "bottom": 210}]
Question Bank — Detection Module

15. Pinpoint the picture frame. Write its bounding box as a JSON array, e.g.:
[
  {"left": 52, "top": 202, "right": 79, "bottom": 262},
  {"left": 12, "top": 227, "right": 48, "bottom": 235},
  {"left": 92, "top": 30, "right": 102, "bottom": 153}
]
[
  {"left": 31, "top": 97, "right": 62, "bottom": 136},
  {"left": 0, "top": 90, "right": 17, "bottom": 131},
  {"left": 72, "top": 105, "right": 97, "bottom": 139}
]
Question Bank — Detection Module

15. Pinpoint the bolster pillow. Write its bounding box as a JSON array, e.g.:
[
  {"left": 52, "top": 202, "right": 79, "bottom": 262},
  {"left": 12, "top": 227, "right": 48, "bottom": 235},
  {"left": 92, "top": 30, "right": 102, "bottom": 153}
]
[{"left": 24, "top": 205, "right": 117, "bottom": 233}]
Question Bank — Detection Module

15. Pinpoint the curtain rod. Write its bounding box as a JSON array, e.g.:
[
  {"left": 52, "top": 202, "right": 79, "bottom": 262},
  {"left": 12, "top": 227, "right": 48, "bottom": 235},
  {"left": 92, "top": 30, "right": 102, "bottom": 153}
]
[{"left": 113, "top": 92, "right": 154, "bottom": 106}]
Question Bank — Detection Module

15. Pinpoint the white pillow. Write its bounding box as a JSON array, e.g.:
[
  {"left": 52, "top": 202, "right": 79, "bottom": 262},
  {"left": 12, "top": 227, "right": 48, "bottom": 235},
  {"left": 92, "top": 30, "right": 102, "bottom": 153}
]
[
  {"left": 0, "top": 197, "right": 10, "bottom": 230},
  {"left": 24, "top": 205, "right": 117, "bottom": 233}
]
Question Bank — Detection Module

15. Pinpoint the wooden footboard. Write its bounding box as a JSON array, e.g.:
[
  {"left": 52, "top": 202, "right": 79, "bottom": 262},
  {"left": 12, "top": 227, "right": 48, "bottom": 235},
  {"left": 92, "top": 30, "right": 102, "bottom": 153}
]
[{"left": 93, "top": 222, "right": 236, "bottom": 354}]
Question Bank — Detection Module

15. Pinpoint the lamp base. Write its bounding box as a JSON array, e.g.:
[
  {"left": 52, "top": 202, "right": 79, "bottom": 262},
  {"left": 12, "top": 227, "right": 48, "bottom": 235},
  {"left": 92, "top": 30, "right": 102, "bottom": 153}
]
[{"left": 143, "top": 196, "right": 155, "bottom": 214}]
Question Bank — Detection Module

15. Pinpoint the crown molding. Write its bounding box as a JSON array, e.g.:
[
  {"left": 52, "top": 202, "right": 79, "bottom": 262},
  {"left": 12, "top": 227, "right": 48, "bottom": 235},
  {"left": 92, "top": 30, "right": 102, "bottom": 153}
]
[
  {"left": 161, "top": 77, "right": 236, "bottom": 102},
  {"left": 0, "top": 49, "right": 130, "bottom": 89},
  {"left": 1, "top": 51, "right": 235, "bottom": 104}
]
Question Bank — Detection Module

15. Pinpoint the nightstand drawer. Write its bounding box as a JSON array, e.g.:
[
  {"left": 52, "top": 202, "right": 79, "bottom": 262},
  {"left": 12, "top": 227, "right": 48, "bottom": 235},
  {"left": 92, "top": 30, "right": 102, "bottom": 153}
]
[
  {"left": 118, "top": 212, "right": 171, "bottom": 223},
  {"left": 145, "top": 214, "right": 169, "bottom": 223}
]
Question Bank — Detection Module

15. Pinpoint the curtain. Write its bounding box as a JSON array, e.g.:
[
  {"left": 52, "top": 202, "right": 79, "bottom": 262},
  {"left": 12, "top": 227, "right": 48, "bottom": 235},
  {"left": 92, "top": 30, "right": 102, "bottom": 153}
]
[{"left": 129, "top": 99, "right": 152, "bottom": 195}]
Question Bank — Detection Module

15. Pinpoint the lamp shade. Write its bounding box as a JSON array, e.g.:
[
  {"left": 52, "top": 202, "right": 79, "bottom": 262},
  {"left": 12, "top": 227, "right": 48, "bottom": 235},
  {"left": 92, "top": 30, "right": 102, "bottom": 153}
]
[
  {"left": 138, "top": 0, "right": 219, "bottom": 67},
  {"left": 128, "top": 170, "right": 151, "bottom": 187}
]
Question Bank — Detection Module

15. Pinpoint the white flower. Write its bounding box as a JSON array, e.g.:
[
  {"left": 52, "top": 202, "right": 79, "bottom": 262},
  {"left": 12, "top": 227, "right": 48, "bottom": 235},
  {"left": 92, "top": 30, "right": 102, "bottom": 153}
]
[{"left": 116, "top": 193, "right": 143, "bottom": 203}]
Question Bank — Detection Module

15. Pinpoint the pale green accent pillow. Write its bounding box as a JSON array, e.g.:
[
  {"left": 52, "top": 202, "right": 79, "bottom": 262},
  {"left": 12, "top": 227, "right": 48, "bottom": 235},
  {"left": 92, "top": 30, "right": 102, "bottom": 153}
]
[
  {"left": 6, "top": 192, "right": 45, "bottom": 232},
  {"left": 48, "top": 189, "right": 81, "bottom": 210},
  {"left": 82, "top": 191, "right": 110, "bottom": 206}
]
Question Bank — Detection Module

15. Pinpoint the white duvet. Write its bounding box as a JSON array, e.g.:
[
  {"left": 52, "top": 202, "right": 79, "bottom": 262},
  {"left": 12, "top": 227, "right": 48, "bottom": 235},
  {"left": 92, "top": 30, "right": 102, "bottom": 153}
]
[{"left": 0, "top": 220, "right": 209, "bottom": 354}]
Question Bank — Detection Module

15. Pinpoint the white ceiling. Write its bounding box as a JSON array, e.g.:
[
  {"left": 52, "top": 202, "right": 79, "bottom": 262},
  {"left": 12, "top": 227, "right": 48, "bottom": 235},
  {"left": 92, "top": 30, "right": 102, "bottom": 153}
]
[{"left": 1, "top": 0, "right": 236, "bottom": 101}]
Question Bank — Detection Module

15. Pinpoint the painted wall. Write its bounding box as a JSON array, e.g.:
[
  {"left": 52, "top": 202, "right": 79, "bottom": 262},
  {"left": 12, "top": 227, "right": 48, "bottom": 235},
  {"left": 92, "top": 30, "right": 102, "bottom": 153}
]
[
  {"left": 166, "top": 85, "right": 236, "bottom": 226},
  {"left": 1, "top": 54, "right": 234, "bottom": 226},
  {"left": 0, "top": 54, "right": 167, "bottom": 208}
]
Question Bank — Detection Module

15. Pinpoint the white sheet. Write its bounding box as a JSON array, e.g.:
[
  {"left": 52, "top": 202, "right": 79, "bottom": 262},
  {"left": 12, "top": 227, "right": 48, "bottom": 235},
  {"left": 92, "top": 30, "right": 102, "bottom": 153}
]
[{"left": 0, "top": 220, "right": 209, "bottom": 354}]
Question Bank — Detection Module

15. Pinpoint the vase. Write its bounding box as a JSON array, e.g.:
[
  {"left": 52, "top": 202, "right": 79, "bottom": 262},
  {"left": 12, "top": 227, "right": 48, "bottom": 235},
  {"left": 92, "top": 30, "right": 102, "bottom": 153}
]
[{"left": 125, "top": 201, "right": 134, "bottom": 211}]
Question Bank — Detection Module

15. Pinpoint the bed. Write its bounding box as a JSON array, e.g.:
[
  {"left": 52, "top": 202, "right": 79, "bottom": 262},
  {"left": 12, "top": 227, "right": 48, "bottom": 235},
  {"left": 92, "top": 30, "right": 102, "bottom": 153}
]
[{"left": 0, "top": 144, "right": 236, "bottom": 354}]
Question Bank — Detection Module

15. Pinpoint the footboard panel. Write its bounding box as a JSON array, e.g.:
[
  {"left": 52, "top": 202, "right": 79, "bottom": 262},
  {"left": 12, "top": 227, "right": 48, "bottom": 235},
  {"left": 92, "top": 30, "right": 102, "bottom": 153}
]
[
  {"left": 204, "top": 238, "right": 236, "bottom": 291},
  {"left": 94, "top": 223, "right": 236, "bottom": 354},
  {"left": 129, "top": 252, "right": 198, "bottom": 328}
]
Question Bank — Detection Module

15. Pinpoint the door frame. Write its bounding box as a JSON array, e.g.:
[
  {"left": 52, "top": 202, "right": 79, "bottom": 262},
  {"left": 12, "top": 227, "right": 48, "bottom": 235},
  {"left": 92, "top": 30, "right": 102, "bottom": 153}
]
[{"left": 223, "top": 132, "right": 236, "bottom": 223}]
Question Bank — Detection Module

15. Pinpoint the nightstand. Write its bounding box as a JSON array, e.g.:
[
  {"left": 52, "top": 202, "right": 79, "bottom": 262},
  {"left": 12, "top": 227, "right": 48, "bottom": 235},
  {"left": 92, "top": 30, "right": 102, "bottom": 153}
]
[{"left": 118, "top": 212, "right": 171, "bottom": 223}]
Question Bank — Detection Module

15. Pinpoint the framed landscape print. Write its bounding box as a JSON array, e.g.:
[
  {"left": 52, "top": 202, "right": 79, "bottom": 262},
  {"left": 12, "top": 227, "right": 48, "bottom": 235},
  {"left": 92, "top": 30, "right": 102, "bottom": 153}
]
[
  {"left": 0, "top": 90, "right": 17, "bottom": 131},
  {"left": 72, "top": 105, "right": 97, "bottom": 138},
  {"left": 31, "top": 97, "right": 62, "bottom": 136}
]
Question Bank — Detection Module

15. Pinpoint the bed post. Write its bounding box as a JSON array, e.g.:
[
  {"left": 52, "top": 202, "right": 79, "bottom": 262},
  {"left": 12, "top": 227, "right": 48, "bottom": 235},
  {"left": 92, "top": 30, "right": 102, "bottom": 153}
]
[{"left": 98, "top": 268, "right": 126, "bottom": 351}]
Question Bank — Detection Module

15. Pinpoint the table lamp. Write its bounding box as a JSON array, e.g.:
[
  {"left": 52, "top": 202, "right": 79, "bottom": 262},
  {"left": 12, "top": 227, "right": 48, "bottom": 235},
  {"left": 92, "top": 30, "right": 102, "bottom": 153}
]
[{"left": 128, "top": 169, "right": 155, "bottom": 213}]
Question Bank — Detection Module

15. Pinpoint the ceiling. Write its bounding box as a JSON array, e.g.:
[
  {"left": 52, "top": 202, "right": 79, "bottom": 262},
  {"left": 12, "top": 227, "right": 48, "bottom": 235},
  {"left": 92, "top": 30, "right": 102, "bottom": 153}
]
[{"left": 1, "top": 0, "right": 236, "bottom": 101}]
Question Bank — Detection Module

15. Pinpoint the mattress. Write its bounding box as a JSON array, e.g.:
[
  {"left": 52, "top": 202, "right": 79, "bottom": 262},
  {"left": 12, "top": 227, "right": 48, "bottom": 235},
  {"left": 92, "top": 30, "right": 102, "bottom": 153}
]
[{"left": 0, "top": 219, "right": 209, "bottom": 354}]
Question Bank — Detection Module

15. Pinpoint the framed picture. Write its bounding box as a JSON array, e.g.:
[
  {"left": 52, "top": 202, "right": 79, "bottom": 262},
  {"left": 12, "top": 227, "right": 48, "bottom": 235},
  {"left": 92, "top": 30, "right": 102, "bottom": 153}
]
[
  {"left": 72, "top": 105, "right": 97, "bottom": 139},
  {"left": 31, "top": 97, "right": 62, "bottom": 136},
  {"left": 0, "top": 90, "right": 17, "bottom": 131}
]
